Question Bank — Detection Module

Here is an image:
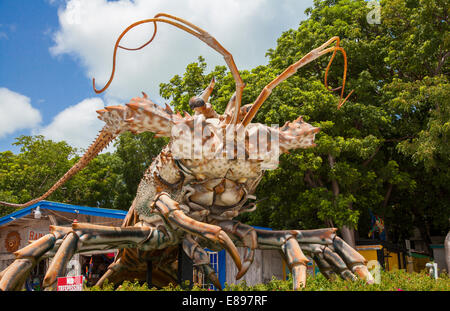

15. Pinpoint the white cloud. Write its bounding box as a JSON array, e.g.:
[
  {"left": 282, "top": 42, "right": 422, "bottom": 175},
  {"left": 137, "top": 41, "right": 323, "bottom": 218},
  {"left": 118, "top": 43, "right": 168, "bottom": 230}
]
[
  {"left": 0, "top": 90, "right": 111, "bottom": 152},
  {"left": 50, "top": 0, "right": 313, "bottom": 104},
  {"left": 0, "top": 23, "right": 16, "bottom": 40},
  {"left": 0, "top": 88, "right": 42, "bottom": 138},
  {"left": 36, "top": 97, "right": 106, "bottom": 150}
]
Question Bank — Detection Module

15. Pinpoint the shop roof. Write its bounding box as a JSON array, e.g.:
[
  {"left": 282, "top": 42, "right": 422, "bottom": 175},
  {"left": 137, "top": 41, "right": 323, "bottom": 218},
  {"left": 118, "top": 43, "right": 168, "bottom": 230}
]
[{"left": 0, "top": 201, "right": 128, "bottom": 226}]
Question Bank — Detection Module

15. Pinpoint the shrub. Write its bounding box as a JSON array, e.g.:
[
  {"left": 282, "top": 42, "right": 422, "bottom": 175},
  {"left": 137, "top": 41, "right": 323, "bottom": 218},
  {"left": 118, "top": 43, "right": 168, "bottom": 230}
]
[{"left": 84, "top": 270, "right": 450, "bottom": 291}]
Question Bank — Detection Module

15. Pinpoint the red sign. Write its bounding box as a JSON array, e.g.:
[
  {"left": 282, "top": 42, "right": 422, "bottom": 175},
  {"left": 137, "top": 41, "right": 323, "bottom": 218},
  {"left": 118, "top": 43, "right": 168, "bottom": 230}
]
[
  {"left": 57, "top": 275, "right": 84, "bottom": 291},
  {"left": 106, "top": 252, "right": 116, "bottom": 258}
]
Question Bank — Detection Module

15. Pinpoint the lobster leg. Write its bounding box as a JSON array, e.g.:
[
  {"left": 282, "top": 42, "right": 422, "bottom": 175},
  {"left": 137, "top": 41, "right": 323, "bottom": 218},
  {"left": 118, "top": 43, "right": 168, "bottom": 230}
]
[
  {"left": 95, "top": 247, "right": 179, "bottom": 289},
  {"left": 292, "top": 228, "right": 373, "bottom": 282},
  {"left": 0, "top": 222, "right": 174, "bottom": 291},
  {"left": 182, "top": 235, "right": 221, "bottom": 289},
  {"left": 309, "top": 251, "right": 337, "bottom": 280},
  {"left": 331, "top": 236, "right": 373, "bottom": 282},
  {"left": 300, "top": 243, "right": 358, "bottom": 281},
  {"left": 298, "top": 238, "right": 374, "bottom": 283},
  {"left": 255, "top": 229, "right": 309, "bottom": 289},
  {"left": 283, "top": 229, "right": 338, "bottom": 280},
  {"left": 216, "top": 220, "right": 258, "bottom": 280},
  {"left": 152, "top": 192, "right": 243, "bottom": 275},
  {"left": 0, "top": 229, "right": 67, "bottom": 291},
  {"left": 43, "top": 222, "right": 176, "bottom": 290},
  {"left": 254, "top": 228, "right": 373, "bottom": 286}
]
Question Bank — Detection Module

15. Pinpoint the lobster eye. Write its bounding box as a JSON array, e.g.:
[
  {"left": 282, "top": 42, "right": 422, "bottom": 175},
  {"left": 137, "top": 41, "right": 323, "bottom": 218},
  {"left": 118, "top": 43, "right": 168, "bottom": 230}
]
[{"left": 189, "top": 97, "right": 205, "bottom": 110}]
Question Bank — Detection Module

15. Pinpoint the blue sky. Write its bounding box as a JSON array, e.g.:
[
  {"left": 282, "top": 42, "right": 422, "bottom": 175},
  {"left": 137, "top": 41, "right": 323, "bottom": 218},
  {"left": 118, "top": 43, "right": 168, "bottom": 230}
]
[
  {"left": 0, "top": 0, "right": 313, "bottom": 153},
  {"left": 0, "top": 0, "right": 92, "bottom": 152}
]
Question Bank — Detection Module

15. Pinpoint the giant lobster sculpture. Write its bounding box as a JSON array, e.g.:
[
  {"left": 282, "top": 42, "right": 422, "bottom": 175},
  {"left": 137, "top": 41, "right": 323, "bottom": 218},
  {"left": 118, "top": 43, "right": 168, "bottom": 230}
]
[{"left": 0, "top": 13, "right": 372, "bottom": 291}]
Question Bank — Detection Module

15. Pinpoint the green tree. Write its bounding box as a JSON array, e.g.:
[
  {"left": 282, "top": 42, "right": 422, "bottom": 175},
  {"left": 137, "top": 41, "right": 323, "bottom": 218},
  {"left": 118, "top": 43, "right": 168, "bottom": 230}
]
[
  {"left": 159, "top": 0, "right": 449, "bottom": 248},
  {"left": 110, "top": 132, "right": 168, "bottom": 210},
  {"left": 160, "top": 56, "right": 230, "bottom": 114},
  {"left": 1, "top": 0, "right": 447, "bottom": 252},
  {"left": 0, "top": 135, "right": 121, "bottom": 216}
]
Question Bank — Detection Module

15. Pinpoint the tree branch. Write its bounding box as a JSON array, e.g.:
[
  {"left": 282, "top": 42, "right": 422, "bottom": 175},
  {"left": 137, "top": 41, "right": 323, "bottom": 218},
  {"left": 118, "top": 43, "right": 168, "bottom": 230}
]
[
  {"left": 328, "top": 154, "right": 339, "bottom": 197},
  {"left": 381, "top": 183, "right": 393, "bottom": 241},
  {"left": 362, "top": 136, "right": 416, "bottom": 168},
  {"left": 382, "top": 183, "right": 393, "bottom": 211},
  {"left": 435, "top": 51, "right": 450, "bottom": 76},
  {"left": 304, "top": 169, "right": 317, "bottom": 188},
  {"left": 362, "top": 145, "right": 382, "bottom": 167}
]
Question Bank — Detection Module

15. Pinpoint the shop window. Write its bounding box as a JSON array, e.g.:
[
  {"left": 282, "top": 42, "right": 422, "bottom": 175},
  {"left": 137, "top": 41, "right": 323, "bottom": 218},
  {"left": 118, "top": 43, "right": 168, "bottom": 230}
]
[
  {"left": 81, "top": 253, "right": 115, "bottom": 287},
  {"left": 193, "top": 250, "right": 220, "bottom": 290},
  {"left": 25, "top": 259, "right": 48, "bottom": 291}
]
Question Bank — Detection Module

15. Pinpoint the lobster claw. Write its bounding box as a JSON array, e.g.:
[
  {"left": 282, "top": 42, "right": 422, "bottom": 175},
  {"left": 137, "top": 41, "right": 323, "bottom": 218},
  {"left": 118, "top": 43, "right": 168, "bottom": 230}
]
[{"left": 152, "top": 193, "right": 242, "bottom": 272}]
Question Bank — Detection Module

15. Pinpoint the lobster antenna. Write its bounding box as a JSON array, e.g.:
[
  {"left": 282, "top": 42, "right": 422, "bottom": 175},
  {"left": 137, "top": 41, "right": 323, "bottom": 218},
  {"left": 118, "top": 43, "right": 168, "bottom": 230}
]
[
  {"left": 93, "top": 12, "right": 244, "bottom": 123},
  {"left": 92, "top": 16, "right": 202, "bottom": 94},
  {"left": 117, "top": 20, "right": 158, "bottom": 51},
  {"left": 240, "top": 37, "right": 354, "bottom": 126},
  {"left": 323, "top": 42, "right": 354, "bottom": 109}
]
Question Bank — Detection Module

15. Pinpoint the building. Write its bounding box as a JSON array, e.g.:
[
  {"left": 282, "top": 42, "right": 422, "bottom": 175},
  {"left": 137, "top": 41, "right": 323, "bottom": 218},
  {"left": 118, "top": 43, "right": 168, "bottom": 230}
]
[{"left": 406, "top": 227, "right": 448, "bottom": 275}]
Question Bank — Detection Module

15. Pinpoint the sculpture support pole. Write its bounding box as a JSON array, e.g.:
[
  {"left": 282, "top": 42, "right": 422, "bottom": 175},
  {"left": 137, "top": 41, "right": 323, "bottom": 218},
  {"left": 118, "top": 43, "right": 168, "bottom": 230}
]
[
  {"left": 445, "top": 229, "right": 450, "bottom": 276},
  {"left": 177, "top": 244, "right": 193, "bottom": 289},
  {"left": 146, "top": 260, "right": 153, "bottom": 288}
]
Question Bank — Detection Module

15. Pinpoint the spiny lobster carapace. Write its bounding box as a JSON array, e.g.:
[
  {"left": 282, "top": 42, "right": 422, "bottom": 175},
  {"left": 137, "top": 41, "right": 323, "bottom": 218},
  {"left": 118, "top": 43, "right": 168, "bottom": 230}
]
[{"left": 0, "top": 13, "right": 371, "bottom": 291}]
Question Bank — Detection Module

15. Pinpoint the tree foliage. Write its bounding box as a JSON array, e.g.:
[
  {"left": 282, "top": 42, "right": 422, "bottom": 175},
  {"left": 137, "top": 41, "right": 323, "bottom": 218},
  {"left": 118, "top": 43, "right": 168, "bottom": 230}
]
[
  {"left": 0, "top": 136, "right": 121, "bottom": 216},
  {"left": 158, "top": 0, "right": 449, "bottom": 245}
]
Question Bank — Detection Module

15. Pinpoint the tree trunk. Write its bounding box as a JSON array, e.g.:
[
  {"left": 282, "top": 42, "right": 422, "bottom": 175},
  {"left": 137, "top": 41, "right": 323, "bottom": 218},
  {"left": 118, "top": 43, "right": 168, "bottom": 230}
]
[
  {"left": 381, "top": 183, "right": 393, "bottom": 241},
  {"left": 445, "top": 230, "right": 450, "bottom": 276},
  {"left": 305, "top": 169, "right": 333, "bottom": 227},
  {"left": 341, "top": 226, "right": 356, "bottom": 248},
  {"left": 412, "top": 206, "right": 433, "bottom": 255},
  {"left": 328, "top": 154, "right": 356, "bottom": 248}
]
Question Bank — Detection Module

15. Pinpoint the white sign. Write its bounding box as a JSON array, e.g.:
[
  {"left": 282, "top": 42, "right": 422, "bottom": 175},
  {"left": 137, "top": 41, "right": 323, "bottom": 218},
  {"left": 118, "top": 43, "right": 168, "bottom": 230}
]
[
  {"left": 66, "top": 254, "right": 81, "bottom": 277},
  {"left": 57, "top": 276, "right": 84, "bottom": 291}
]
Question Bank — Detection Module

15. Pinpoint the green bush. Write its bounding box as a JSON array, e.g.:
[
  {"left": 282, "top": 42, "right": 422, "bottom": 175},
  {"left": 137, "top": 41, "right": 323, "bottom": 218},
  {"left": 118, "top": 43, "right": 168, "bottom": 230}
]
[
  {"left": 84, "top": 270, "right": 449, "bottom": 291},
  {"left": 224, "top": 270, "right": 449, "bottom": 291}
]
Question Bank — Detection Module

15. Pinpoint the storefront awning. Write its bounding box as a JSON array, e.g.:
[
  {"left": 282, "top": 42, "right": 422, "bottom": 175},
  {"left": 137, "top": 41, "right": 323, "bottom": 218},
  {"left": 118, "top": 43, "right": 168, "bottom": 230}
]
[{"left": 0, "top": 201, "right": 127, "bottom": 226}]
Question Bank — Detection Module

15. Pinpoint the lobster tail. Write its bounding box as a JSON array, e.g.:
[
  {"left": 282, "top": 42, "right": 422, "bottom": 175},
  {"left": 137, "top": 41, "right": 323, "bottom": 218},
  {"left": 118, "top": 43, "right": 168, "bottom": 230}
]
[{"left": 0, "top": 127, "right": 117, "bottom": 209}]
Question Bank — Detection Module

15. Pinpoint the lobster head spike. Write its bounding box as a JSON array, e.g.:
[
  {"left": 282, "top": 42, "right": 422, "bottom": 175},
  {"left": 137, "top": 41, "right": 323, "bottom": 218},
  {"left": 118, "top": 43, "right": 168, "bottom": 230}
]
[{"left": 278, "top": 116, "right": 321, "bottom": 152}]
